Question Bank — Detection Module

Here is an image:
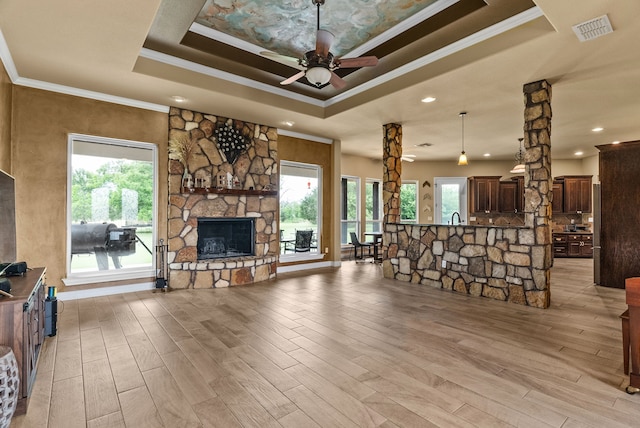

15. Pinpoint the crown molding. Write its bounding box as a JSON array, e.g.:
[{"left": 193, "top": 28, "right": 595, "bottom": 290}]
[{"left": 277, "top": 129, "right": 333, "bottom": 144}]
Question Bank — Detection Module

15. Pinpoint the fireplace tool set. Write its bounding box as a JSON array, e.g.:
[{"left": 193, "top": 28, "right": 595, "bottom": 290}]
[{"left": 155, "top": 239, "right": 168, "bottom": 292}]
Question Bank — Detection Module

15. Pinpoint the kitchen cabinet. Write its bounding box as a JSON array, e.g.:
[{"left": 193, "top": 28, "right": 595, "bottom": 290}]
[
  {"left": 469, "top": 176, "right": 500, "bottom": 213},
  {"left": 499, "top": 176, "right": 524, "bottom": 213},
  {"left": 552, "top": 180, "right": 564, "bottom": 214},
  {"left": 0, "top": 267, "right": 46, "bottom": 414},
  {"left": 553, "top": 233, "right": 592, "bottom": 258},
  {"left": 557, "top": 175, "right": 592, "bottom": 213}
]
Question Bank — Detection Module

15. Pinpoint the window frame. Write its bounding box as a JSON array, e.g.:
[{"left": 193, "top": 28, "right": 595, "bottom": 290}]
[
  {"left": 400, "top": 180, "right": 419, "bottom": 224},
  {"left": 279, "top": 160, "right": 323, "bottom": 262},
  {"left": 340, "top": 175, "right": 361, "bottom": 245},
  {"left": 365, "top": 178, "right": 383, "bottom": 234},
  {"left": 64, "top": 133, "right": 158, "bottom": 285},
  {"left": 434, "top": 176, "right": 468, "bottom": 225}
]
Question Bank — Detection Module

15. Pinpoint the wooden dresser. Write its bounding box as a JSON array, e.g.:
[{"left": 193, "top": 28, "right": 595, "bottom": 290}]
[{"left": 0, "top": 267, "right": 46, "bottom": 414}]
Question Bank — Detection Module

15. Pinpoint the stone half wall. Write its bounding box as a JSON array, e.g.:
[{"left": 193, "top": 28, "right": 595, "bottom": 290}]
[
  {"left": 168, "top": 107, "right": 278, "bottom": 289},
  {"left": 382, "top": 223, "right": 549, "bottom": 308}
]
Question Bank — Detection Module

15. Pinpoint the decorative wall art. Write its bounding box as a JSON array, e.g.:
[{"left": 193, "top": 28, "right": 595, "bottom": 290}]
[{"left": 214, "top": 122, "right": 249, "bottom": 164}]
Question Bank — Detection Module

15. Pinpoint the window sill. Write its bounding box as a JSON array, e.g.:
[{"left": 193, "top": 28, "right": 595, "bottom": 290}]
[
  {"left": 62, "top": 268, "right": 155, "bottom": 286},
  {"left": 279, "top": 252, "right": 325, "bottom": 264}
]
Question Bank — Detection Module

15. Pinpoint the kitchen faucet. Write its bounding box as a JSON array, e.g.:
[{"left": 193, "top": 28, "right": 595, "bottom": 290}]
[{"left": 451, "top": 211, "right": 462, "bottom": 225}]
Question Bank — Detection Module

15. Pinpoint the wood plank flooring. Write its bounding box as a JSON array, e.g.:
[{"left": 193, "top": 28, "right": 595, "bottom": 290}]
[{"left": 10, "top": 258, "right": 640, "bottom": 427}]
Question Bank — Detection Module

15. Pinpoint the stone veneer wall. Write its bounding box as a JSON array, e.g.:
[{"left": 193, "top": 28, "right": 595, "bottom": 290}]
[
  {"left": 382, "top": 224, "right": 548, "bottom": 307},
  {"left": 382, "top": 81, "right": 552, "bottom": 308},
  {"left": 382, "top": 124, "right": 402, "bottom": 226},
  {"left": 167, "top": 107, "right": 278, "bottom": 289}
]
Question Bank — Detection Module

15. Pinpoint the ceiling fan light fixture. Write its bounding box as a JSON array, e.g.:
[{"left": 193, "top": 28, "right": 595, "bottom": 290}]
[{"left": 305, "top": 66, "right": 332, "bottom": 86}]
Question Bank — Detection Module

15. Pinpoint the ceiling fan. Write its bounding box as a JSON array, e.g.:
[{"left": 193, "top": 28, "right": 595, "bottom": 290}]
[{"left": 260, "top": 0, "right": 379, "bottom": 89}]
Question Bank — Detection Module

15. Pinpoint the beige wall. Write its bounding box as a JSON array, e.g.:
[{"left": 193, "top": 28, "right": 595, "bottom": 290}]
[
  {"left": 0, "top": 61, "right": 11, "bottom": 173},
  {"left": 582, "top": 155, "right": 599, "bottom": 183},
  {"left": 12, "top": 86, "right": 168, "bottom": 290},
  {"left": 278, "top": 135, "right": 337, "bottom": 262},
  {"left": 342, "top": 153, "right": 595, "bottom": 225}
]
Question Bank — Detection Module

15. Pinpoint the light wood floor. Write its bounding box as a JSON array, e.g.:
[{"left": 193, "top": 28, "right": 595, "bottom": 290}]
[{"left": 11, "top": 258, "right": 640, "bottom": 428}]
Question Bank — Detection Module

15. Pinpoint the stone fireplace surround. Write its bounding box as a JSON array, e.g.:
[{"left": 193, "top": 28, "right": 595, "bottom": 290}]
[{"left": 167, "top": 108, "right": 278, "bottom": 289}]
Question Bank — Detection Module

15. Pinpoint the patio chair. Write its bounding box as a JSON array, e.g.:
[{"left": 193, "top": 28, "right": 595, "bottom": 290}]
[
  {"left": 285, "top": 230, "right": 313, "bottom": 253},
  {"left": 350, "top": 232, "right": 373, "bottom": 261}
]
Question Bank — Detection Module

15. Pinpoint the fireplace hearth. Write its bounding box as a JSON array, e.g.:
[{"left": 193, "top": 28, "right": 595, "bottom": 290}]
[{"left": 197, "top": 218, "right": 255, "bottom": 260}]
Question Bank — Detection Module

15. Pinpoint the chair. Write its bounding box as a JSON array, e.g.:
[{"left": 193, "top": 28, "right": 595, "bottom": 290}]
[
  {"left": 350, "top": 232, "right": 373, "bottom": 261},
  {"left": 285, "top": 230, "right": 313, "bottom": 253}
]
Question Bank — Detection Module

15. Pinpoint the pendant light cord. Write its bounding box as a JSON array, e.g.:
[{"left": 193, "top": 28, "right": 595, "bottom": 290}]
[{"left": 460, "top": 112, "right": 466, "bottom": 152}]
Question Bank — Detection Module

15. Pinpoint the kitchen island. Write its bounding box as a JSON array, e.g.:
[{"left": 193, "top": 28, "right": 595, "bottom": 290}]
[{"left": 382, "top": 222, "right": 551, "bottom": 308}]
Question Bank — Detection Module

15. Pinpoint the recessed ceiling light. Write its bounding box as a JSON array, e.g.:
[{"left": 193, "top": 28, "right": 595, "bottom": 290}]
[
  {"left": 591, "top": 127, "right": 604, "bottom": 132},
  {"left": 612, "top": 141, "right": 620, "bottom": 144},
  {"left": 282, "top": 121, "right": 295, "bottom": 127},
  {"left": 171, "top": 96, "right": 186, "bottom": 103},
  {"left": 421, "top": 96, "right": 436, "bottom": 103},
  {"left": 574, "top": 151, "right": 584, "bottom": 156},
  {"left": 483, "top": 153, "right": 491, "bottom": 157}
]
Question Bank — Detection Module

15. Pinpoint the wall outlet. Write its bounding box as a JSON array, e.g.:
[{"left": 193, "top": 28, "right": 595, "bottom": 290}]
[
  {"left": 441, "top": 259, "right": 447, "bottom": 268},
  {"left": 489, "top": 218, "right": 493, "bottom": 224},
  {"left": 324, "top": 247, "right": 329, "bottom": 254},
  {"left": 427, "top": 216, "right": 433, "bottom": 221},
  {"left": 470, "top": 216, "right": 476, "bottom": 222}
]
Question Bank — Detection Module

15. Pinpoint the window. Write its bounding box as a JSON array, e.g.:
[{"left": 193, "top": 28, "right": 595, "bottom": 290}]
[
  {"left": 341, "top": 176, "right": 360, "bottom": 245},
  {"left": 279, "top": 161, "right": 322, "bottom": 257},
  {"left": 400, "top": 181, "right": 418, "bottom": 223},
  {"left": 365, "top": 179, "right": 382, "bottom": 233},
  {"left": 435, "top": 177, "right": 468, "bottom": 224},
  {"left": 66, "top": 134, "right": 157, "bottom": 284}
]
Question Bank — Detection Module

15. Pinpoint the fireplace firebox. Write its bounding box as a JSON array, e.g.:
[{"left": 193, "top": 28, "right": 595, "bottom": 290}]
[{"left": 197, "top": 218, "right": 255, "bottom": 260}]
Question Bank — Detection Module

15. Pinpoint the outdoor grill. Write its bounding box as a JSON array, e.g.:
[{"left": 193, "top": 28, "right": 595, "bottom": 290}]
[{"left": 71, "top": 222, "right": 137, "bottom": 270}]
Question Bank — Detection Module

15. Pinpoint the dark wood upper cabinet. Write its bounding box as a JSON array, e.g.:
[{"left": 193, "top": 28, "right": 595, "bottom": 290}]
[
  {"left": 558, "top": 175, "right": 592, "bottom": 213},
  {"left": 552, "top": 180, "right": 564, "bottom": 214},
  {"left": 469, "top": 176, "right": 500, "bottom": 213},
  {"left": 498, "top": 176, "right": 524, "bottom": 213}
]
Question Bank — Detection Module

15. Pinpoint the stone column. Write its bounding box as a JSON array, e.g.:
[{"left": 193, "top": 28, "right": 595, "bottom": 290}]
[
  {"left": 382, "top": 123, "right": 402, "bottom": 226},
  {"left": 523, "top": 80, "right": 552, "bottom": 308}
]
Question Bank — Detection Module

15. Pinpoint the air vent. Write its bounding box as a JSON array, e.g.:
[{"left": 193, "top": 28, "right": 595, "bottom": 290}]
[
  {"left": 414, "top": 142, "right": 433, "bottom": 147},
  {"left": 572, "top": 14, "right": 613, "bottom": 42}
]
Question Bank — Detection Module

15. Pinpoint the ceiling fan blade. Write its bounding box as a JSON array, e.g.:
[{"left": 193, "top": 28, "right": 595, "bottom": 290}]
[
  {"left": 280, "top": 71, "right": 306, "bottom": 85},
  {"left": 335, "top": 56, "right": 379, "bottom": 68},
  {"left": 401, "top": 156, "right": 415, "bottom": 162},
  {"left": 329, "top": 71, "right": 346, "bottom": 90},
  {"left": 315, "top": 29, "right": 334, "bottom": 57},
  {"left": 260, "top": 51, "right": 304, "bottom": 70}
]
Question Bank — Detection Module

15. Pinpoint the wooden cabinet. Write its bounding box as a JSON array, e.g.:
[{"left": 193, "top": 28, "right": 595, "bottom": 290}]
[
  {"left": 0, "top": 267, "right": 46, "bottom": 414},
  {"left": 499, "top": 176, "right": 524, "bottom": 213},
  {"left": 553, "top": 233, "right": 592, "bottom": 258},
  {"left": 552, "top": 180, "right": 564, "bottom": 214},
  {"left": 556, "top": 175, "right": 592, "bottom": 213},
  {"left": 469, "top": 176, "right": 500, "bottom": 213}
]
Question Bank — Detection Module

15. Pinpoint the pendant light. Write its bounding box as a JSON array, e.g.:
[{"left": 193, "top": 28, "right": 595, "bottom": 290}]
[
  {"left": 457, "top": 112, "right": 468, "bottom": 166},
  {"left": 510, "top": 137, "right": 525, "bottom": 174}
]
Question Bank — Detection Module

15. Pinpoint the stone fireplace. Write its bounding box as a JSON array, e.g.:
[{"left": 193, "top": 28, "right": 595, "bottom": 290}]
[{"left": 167, "top": 108, "right": 278, "bottom": 289}]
